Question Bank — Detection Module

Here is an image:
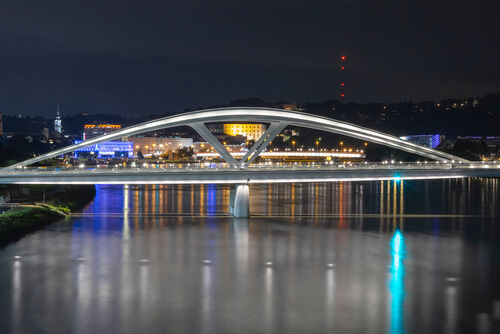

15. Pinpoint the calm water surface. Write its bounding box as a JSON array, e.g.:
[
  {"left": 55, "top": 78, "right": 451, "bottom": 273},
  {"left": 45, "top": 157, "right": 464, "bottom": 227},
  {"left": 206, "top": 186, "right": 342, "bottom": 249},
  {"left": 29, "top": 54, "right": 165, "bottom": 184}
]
[{"left": 0, "top": 179, "right": 499, "bottom": 334}]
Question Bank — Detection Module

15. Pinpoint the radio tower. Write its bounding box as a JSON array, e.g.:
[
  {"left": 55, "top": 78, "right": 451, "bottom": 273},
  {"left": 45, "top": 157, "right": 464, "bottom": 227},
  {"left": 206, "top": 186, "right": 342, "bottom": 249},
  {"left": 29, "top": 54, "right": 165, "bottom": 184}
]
[{"left": 340, "top": 55, "right": 346, "bottom": 100}]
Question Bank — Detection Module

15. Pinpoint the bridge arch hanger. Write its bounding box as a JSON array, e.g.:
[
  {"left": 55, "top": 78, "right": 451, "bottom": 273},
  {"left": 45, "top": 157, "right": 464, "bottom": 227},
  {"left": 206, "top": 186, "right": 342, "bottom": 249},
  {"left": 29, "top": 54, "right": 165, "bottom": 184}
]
[{"left": 5, "top": 107, "right": 469, "bottom": 170}]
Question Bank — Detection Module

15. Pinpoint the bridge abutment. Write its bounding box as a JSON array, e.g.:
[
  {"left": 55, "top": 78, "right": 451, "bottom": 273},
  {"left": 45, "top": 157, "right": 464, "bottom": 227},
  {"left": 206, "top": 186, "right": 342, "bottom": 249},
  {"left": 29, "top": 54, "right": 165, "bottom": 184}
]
[{"left": 230, "top": 184, "right": 249, "bottom": 218}]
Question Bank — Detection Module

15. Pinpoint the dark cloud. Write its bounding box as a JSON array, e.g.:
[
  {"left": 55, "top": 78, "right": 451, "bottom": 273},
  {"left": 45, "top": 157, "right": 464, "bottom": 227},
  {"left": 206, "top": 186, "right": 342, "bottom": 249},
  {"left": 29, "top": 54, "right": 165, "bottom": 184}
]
[{"left": 0, "top": 0, "right": 499, "bottom": 116}]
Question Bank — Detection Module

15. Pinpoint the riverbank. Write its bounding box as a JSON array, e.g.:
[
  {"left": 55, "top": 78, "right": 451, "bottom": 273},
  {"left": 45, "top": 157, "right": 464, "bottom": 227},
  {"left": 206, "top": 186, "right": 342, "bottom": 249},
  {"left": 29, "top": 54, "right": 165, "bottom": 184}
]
[
  {"left": 0, "top": 205, "right": 66, "bottom": 244},
  {"left": 0, "top": 185, "right": 96, "bottom": 246}
]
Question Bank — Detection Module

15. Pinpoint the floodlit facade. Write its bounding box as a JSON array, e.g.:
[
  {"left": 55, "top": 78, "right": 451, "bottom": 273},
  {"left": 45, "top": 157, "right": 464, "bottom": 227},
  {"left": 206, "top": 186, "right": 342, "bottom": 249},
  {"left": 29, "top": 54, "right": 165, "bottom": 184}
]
[
  {"left": 400, "top": 134, "right": 443, "bottom": 148},
  {"left": 223, "top": 123, "right": 266, "bottom": 140},
  {"left": 73, "top": 140, "right": 133, "bottom": 158},
  {"left": 83, "top": 124, "right": 122, "bottom": 140},
  {"left": 125, "top": 137, "right": 193, "bottom": 156},
  {"left": 54, "top": 107, "right": 62, "bottom": 133}
]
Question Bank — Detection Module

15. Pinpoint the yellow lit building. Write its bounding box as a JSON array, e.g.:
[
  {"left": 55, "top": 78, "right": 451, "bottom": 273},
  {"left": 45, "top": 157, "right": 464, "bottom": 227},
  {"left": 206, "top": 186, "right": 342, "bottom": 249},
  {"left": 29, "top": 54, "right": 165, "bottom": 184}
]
[
  {"left": 223, "top": 123, "right": 266, "bottom": 140},
  {"left": 83, "top": 124, "right": 122, "bottom": 140}
]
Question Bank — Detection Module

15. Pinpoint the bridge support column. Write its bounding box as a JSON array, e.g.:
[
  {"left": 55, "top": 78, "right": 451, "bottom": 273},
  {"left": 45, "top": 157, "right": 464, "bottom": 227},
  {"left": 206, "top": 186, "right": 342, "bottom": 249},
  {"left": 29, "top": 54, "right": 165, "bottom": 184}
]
[
  {"left": 229, "top": 184, "right": 236, "bottom": 215},
  {"left": 230, "top": 184, "right": 249, "bottom": 218}
]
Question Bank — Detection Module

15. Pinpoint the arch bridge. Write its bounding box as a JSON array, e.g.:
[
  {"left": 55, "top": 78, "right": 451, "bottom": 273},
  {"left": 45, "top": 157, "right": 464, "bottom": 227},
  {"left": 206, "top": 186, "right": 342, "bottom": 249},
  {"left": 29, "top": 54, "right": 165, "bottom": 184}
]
[
  {"left": 2, "top": 108, "right": 499, "bottom": 217},
  {"left": 5, "top": 107, "right": 469, "bottom": 169}
]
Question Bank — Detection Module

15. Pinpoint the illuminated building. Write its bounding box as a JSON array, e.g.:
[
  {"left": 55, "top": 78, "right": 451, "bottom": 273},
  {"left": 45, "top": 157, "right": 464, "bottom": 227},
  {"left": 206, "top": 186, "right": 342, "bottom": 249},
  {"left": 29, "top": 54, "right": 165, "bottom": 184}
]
[
  {"left": 73, "top": 140, "right": 133, "bottom": 158},
  {"left": 282, "top": 103, "right": 298, "bottom": 111},
  {"left": 399, "top": 134, "right": 443, "bottom": 149},
  {"left": 54, "top": 105, "right": 62, "bottom": 133},
  {"left": 125, "top": 137, "right": 193, "bottom": 156},
  {"left": 194, "top": 149, "right": 365, "bottom": 162},
  {"left": 223, "top": 123, "right": 266, "bottom": 140},
  {"left": 193, "top": 142, "right": 246, "bottom": 154},
  {"left": 83, "top": 124, "right": 122, "bottom": 140}
]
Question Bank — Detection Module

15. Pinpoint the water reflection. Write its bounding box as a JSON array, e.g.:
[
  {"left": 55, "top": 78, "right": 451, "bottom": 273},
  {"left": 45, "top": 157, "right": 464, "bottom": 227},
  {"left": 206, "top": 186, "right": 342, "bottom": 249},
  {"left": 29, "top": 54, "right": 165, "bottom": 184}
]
[{"left": 389, "top": 230, "right": 405, "bottom": 334}]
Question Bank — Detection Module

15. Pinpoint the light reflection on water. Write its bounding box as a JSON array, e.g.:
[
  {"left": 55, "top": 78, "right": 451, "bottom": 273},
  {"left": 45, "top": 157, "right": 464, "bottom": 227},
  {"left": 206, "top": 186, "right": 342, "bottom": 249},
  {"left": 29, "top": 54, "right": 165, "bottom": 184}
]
[
  {"left": 0, "top": 179, "right": 499, "bottom": 333},
  {"left": 390, "top": 230, "right": 405, "bottom": 334}
]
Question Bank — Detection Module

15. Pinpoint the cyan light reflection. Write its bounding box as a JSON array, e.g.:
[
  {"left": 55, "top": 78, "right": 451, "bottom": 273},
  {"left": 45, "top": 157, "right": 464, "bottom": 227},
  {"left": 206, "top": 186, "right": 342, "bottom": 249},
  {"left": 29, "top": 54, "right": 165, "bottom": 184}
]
[{"left": 390, "top": 230, "right": 406, "bottom": 334}]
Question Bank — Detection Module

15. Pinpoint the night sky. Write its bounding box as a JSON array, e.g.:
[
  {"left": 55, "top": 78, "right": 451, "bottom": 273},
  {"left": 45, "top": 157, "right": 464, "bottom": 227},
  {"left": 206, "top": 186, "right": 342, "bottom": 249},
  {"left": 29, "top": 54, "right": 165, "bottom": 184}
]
[{"left": 1, "top": 0, "right": 499, "bottom": 116}]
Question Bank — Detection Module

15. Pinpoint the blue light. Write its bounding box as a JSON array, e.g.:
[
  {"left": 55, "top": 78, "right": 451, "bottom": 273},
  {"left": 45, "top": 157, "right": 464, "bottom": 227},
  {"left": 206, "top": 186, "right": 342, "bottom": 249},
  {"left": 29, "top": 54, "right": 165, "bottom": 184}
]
[
  {"left": 393, "top": 173, "right": 401, "bottom": 182},
  {"left": 389, "top": 230, "right": 405, "bottom": 334},
  {"left": 73, "top": 140, "right": 133, "bottom": 158},
  {"left": 393, "top": 231, "right": 402, "bottom": 254}
]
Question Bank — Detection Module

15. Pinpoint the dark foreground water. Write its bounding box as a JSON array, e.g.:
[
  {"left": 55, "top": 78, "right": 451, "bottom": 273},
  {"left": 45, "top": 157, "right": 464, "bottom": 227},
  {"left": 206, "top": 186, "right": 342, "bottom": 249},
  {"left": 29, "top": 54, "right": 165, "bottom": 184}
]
[{"left": 1, "top": 179, "right": 500, "bottom": 334}]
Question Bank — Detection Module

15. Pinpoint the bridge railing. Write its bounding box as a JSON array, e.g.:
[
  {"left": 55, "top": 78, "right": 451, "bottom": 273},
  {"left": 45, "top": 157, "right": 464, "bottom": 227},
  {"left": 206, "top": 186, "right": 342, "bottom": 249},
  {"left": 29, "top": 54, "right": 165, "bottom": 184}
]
[{"left": 1, "top": 160, "right": 499, "bottom": 175}]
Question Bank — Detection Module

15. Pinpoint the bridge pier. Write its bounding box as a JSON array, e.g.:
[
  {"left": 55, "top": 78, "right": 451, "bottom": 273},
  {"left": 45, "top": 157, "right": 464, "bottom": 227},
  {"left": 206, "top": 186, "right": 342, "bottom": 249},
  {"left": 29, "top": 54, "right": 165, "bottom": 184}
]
[{"left": 229, "top": 184, "right": 249, "bottom": 218}]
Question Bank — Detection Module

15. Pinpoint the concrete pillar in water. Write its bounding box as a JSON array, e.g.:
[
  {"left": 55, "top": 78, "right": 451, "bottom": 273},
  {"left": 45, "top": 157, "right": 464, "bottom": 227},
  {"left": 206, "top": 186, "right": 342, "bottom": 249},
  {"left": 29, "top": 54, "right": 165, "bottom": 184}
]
[
  {"left": 229, "top": 184, "right": 236, "bottom": 215},
  {"left": 232, "top": 184, "right": 249, "bottom": 218}
]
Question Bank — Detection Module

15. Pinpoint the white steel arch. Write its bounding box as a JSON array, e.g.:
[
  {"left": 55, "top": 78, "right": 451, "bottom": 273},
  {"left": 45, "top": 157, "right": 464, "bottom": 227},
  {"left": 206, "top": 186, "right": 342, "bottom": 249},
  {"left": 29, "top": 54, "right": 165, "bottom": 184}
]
[{"left": 5, "top": 107, "right": 468, "bottom": 169}]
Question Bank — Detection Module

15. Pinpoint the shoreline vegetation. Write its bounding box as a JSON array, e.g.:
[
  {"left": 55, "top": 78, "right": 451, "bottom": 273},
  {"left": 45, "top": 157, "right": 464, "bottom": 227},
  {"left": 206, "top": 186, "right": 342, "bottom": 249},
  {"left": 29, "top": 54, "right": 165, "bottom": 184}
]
[{"left": 0, "top": 185, "right": 96, "bottom": 246}]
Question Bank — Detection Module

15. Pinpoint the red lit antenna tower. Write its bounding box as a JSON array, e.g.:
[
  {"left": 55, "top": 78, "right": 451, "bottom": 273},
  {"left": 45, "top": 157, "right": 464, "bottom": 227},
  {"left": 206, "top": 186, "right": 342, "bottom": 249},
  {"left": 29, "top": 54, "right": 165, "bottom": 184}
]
[{"left": 340, "top": 55, "right": 346, "bottom": 100}]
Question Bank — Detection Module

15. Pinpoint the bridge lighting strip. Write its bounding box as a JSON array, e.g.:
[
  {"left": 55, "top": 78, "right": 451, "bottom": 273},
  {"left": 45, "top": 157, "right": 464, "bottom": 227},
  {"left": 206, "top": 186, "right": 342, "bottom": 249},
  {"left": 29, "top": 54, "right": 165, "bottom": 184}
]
[
  {"left": 248, "top": 175, "right": 466, "bottom": 183},
  {"left": 8, "top": 175, "right": 466, "bottom": 185},
  {"left": 194, "top": 152, "right": 364, "bottom": 158}
]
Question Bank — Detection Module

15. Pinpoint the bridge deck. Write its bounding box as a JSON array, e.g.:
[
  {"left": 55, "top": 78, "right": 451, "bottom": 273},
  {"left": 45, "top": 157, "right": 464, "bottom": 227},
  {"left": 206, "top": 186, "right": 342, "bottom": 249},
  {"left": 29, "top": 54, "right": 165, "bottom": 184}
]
[{"left": 1, "top": 166, "right": 499, "bottom": 184}]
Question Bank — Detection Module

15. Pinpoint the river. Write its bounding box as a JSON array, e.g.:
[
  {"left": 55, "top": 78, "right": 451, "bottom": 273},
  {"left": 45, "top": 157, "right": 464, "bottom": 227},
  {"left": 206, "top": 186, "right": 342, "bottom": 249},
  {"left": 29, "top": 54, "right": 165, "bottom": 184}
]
[{"left": 0, "top": 179, "right": 499, "bottom": 333}]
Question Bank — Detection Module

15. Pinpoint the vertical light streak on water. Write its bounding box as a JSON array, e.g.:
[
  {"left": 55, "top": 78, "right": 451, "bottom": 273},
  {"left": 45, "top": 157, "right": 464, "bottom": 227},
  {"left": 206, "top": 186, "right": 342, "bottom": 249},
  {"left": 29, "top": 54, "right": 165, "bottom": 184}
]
[
  {"left": 393, "top": 181, "right": 397, "bottom": 228},
  {"left": 386, "top": 181, "right": 391, "bottom": 219},
  {"left": 444, "top": 285, "right": 458, "bottom": 334},
  {"left": 11, "top": 260, "right": 21, "bottom": 333},
  {"left": 267, "top": 183, "right": 272, "bottom": 215},
  {"left": 314, "top": 183, "right": 319, "bottom": 215},
  {"left": 207, "top": 184, "right": 216, "bottom": 216},
  {"left": 233, "top": 219, "right": 249, "bottom": 287},
  {"left": 177, "top": 185, "right": 183, "bottom": 214},
  {"left": 399, "top": 181, "right": 404, "bottom": 230},
  {"left": 380, "top": 180, "right": 384, "bottom": 232},
  {"left": 139, "top": 261, "right": 150, "bottom": 329},
  {"left": 199, "top": 184, "right": 205, "bottom": 214},
  {"left": 325, "top": 267, "right": 335, "bottom": 332},
  {"left": 155, "top": 184, "right": 160, "bottom": 215},
  {"left": 120, "top": 189, "right": 133, "bottom": 332},
  {"left": 389, "top": 230, "right": 405, "bottom": 334},
  {"left": 190, "top": 184, "right": 195, "bottom": 214},
  {"left": 123, "top": 185, "right": 130, "bottom": 240},
  {"left": 339, "top": 182, "right": 344, "bottom": 228},
  {"left": 264, "top": 266, "right": 274, "bottom": 333},
  {"left": 201, "top": 264, "right": 214, "bottom": 334}
]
